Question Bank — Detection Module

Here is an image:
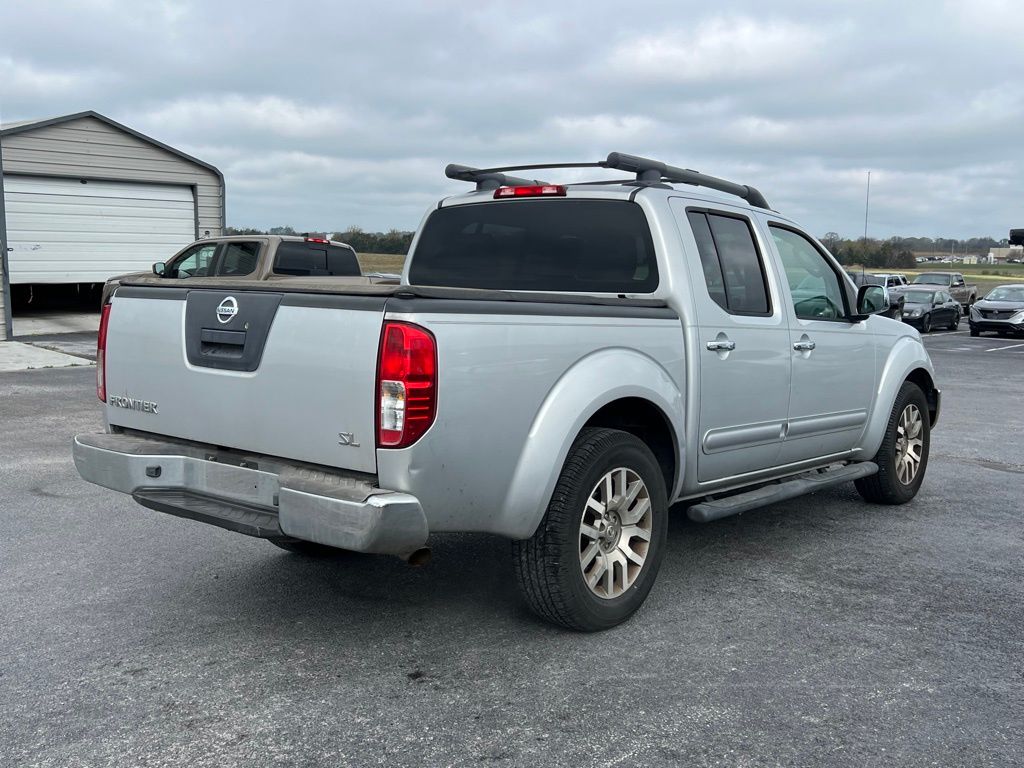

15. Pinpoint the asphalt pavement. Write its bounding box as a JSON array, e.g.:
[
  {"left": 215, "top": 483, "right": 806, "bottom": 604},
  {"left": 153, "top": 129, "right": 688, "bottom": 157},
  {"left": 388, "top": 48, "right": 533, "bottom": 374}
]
[{"left": 1, "top": 326, "right": 1021, "bottom": 767}]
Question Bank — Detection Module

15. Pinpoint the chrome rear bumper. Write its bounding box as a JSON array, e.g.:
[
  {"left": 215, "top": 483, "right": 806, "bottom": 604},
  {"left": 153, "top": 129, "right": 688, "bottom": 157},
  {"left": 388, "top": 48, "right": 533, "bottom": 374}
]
[{"left": 73, "top": 432, "right": 428, "bottom": 556}]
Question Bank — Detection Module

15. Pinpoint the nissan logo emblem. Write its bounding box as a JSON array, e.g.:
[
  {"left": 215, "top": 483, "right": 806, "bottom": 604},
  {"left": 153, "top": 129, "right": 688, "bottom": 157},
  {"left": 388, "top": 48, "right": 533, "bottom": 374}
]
[{"left": 216, "top": 296, "right": 238, "bottom": 324}]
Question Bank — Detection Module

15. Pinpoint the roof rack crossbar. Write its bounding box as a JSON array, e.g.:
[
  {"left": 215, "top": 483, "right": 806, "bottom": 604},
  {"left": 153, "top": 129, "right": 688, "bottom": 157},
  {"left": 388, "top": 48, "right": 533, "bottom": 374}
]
[
  {"left": 604, "top": 152, "right": 770, "bottom": 209},
  {"left": 445, "top": 163, "right": 549, "bottom": 192},
  {"left": 445, "top": 154, "right": 770, "bottom": 209}
]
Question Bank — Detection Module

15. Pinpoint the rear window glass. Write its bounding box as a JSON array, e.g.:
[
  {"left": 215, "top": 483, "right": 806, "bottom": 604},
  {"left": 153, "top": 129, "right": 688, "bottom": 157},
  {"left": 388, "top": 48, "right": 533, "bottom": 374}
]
[
  {"left": 408, "top": 200, "right": 658, "bottom": 293},
  {"left": 686, "top": 211, "right": 770, "bottom": 315},
  {"left": 273, "top": 242, "right": 360, "bottom": 276}
]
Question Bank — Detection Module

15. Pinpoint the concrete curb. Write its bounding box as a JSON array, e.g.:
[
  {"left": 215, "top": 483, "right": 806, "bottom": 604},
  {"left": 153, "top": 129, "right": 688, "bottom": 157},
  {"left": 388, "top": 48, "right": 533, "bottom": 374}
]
[{"left": 0, "top": 340, "right": 94, "bottom": 372}]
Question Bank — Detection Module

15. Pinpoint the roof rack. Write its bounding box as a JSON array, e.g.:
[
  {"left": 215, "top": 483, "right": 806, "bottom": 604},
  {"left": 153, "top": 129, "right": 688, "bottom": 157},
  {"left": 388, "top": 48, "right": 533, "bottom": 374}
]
[
  {"left": 445, "top": 152, "right": 771, "bottom": 209},
  {"left": 444, "top": 164, "right": 550, "bottom": 192}
]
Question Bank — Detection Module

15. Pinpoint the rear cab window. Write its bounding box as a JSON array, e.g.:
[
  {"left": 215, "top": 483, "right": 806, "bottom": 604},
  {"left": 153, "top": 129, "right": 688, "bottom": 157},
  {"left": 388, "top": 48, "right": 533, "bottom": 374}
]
[
  {"left": 273, "top": 241, "right": 361, "bottom": 277},
  {"left": 408, "top": 200, "right": 658, "bottom": 293}
]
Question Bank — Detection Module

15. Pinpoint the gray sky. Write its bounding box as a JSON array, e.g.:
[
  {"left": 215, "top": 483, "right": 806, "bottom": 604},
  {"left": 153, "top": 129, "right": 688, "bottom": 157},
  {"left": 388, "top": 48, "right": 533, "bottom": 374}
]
[{"left": 1, "top": 0, "right": 1021, "bottom": 238}]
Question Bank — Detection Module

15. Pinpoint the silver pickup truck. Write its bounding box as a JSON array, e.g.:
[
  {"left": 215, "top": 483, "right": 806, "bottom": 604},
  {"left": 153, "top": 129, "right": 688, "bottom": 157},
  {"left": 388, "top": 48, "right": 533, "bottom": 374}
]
[{"left": 74, "top": 153, "right": 940, "bottom": 631}]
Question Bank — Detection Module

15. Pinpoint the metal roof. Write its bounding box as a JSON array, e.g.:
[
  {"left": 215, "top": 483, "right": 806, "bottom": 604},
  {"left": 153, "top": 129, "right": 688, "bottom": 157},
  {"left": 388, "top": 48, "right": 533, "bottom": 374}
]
[{"left": 0, "top": 110, "right": 223, "bottom": 183}]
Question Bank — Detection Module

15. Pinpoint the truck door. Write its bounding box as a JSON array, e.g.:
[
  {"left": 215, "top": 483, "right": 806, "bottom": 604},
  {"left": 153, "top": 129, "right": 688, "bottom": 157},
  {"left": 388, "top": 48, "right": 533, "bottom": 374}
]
[
  {"left": 672, "top": 202, "right": 792, "bottom": 483},
  {"left": 765, "top": 223, "right": 875, "bottom": 464}
]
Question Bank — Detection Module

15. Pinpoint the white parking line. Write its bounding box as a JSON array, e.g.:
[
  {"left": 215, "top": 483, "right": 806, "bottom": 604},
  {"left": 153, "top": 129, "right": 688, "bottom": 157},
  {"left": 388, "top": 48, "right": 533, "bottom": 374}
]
[{"left": 985, "top": 342, "right": 1024, "bottom": 353}]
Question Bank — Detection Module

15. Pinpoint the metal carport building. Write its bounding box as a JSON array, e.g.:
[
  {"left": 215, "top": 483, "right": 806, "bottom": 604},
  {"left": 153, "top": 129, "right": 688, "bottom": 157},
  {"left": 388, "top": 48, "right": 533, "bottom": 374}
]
[{"left": 0, "top": 111, "right": 224, "bottom": 340}]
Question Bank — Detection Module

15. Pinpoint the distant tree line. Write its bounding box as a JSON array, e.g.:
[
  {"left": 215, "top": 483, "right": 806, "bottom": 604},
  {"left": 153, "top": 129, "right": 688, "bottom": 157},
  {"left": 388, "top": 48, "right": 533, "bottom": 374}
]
[
  {"left": 819, "top": 233, "right": 1011, "bottom": 269},
  {"left": 225, "top": 225, "right": 414, "bottom": 254}
]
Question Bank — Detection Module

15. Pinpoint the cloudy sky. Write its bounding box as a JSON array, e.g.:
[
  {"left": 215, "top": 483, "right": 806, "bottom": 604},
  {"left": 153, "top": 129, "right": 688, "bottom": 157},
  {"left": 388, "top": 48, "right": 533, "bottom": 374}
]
[{"left": 1, "top": 0, "right": 1020, "bottom": 238}]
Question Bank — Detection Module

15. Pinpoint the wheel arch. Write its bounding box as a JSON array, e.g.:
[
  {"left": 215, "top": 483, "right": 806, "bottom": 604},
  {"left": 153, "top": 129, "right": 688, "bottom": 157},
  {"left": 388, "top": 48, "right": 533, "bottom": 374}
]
[
  {"left": 860, "top": 336, "right": 940, "bottom": 458},
  {"left": 497, "top": 348, "right": 684, "bottom": 540}
]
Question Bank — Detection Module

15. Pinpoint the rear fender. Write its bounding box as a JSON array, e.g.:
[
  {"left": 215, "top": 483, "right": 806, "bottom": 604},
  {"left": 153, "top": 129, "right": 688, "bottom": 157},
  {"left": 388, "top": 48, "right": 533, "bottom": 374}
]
[
  {"left": 497, "top": 349, "right": 684, "bottom": 539},
  {"left": 860, "top": 336, "right": 937, "bottom": 458}
]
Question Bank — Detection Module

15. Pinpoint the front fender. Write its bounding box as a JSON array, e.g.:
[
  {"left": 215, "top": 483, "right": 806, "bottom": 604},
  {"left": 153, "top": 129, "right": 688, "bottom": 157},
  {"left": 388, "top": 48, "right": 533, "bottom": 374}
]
[
  {"left": 859, "top": 335, "right": 937, "bottom": 458},
  {"left": 496, "top": 348, "right": 684, "bottom": 540}
]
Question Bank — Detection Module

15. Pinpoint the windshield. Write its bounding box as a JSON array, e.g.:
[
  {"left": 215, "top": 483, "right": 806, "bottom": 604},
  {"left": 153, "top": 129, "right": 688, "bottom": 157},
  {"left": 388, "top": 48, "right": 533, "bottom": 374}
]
[
  {"left": 913, "top": 273, "right": 951, "bottom": 285},
  {"left": 985, "top": 286, "right": 1024, "bottom": 302},
  {"left": 409, "top": 200, "right": 658, "bottom": 293},
  {"left": 903, "top": 290, "right": 937, "bottom": 303}
]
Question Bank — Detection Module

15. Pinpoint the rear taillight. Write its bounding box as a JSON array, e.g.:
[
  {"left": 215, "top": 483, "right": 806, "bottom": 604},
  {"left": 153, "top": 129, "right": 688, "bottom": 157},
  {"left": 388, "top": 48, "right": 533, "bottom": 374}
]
[
  {"left": 96, "top": 303, "right": 111, "bottom": 402},
  {"left": 376, "top": 322, "right": 437, "bottom": 448}
]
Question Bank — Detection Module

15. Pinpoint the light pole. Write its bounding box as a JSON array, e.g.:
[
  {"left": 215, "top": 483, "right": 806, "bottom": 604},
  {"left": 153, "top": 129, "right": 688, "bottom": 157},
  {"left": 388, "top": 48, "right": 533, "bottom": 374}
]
[{"left": 863, "top": 170, "right": 871, "bottom": 241}]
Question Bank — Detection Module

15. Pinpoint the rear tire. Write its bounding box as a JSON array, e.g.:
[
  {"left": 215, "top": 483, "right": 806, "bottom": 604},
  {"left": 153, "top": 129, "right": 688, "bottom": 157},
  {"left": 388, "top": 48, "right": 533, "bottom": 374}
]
[
  {"left": 948, "top": 311, "right": 960, "bottom": 330},
  {"left": 855, "top": 381, "right": 930, "bottom": 505},
  {"left": 512, "top": 428, "right": 668, "bottom": 632}
]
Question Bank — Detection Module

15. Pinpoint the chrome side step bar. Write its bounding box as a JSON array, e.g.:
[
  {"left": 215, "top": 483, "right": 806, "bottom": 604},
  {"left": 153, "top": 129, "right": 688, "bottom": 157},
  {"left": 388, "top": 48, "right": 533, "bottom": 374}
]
[{"left": 687, "top": 462, "right": 879, "bottom": 523}]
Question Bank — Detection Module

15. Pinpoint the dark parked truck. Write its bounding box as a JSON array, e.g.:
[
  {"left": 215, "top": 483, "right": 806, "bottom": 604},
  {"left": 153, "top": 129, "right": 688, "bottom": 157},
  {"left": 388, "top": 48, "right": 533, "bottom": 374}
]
[
  {"left": 910, "top": 271, "right": 977, "bottom": 309},
  {"left": 74, "top": 153, "right": 941, "bottom": 631}
]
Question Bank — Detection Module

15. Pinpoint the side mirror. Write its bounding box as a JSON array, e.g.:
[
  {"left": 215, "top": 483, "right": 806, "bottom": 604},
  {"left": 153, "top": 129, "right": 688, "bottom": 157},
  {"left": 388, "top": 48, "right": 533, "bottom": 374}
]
[
  {"left": 855, "top": 284, "right": 889, "bottom": 319},
  {"left": 856, "top": 284, "right": 888, "bottom": 317},
  {"left": 152, "top": 261, "right": 167, "bottom": 276}
]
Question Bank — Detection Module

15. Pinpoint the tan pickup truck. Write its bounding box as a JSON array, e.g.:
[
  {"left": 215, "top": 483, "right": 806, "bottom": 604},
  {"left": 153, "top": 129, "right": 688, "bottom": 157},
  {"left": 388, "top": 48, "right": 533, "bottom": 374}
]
[
  {"left": 910, "top": 271, "right": 978, "bottom": 310},
  {"left": 101, "top": 235, "right": 397, "bottom": 305}
]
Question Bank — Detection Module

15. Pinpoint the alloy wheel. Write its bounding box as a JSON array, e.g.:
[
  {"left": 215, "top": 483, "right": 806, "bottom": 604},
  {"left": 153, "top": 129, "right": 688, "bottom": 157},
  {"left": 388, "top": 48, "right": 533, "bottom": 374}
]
[
  {"left": 579, "top": 468, "right": 652, "bottom": 599},
  {"left": 894, "top": 403, "right": 924, "bottom": 485}
]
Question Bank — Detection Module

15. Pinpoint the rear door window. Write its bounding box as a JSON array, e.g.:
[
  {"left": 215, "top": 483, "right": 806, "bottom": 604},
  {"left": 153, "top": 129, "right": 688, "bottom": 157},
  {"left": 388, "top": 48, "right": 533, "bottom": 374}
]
[
  {"left": 217, "top": 242, "right": 260, "bottom": 276},
  {"left": 409, "top": 200, "right": 658, "bottom": 293},
  {"left": 686, "top": 210, "right": 770, "bottom": 315}
]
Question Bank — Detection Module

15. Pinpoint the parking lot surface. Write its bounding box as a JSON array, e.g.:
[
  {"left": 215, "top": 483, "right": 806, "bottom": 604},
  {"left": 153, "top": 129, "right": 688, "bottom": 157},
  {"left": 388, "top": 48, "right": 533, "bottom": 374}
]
[{"left": 1, "top": 326, "right": 1022, "bottom": 767}]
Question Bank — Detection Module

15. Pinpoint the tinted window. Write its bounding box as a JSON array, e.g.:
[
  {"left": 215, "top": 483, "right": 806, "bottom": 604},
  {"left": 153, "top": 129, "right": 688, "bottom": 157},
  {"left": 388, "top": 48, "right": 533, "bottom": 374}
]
[
  {"left": 686, "top": 211, "right": 770, "bottom": 315},
  {"left": 687, "top": 212, "right": 727, "bottom": 310},
  {"left": 409, "top": 200, "right": 658, "bottom": 293},
  {"left": 218, "top": 242, "right": 259, "bottom": 276},
  {"left": 273, "top": 242, "right": 361, "bottom": 276},
  {"left": 274, "top": 242, "right": 326, "bottom": 275},
  {"left": 914, "top": 273, "right": 951, "bottom": 286},
  {"left": 771, "top": 226, "right": 847, "bottom": 321},
  {"left": 326, "top": 246, "right": 361, "bottom": 276}
]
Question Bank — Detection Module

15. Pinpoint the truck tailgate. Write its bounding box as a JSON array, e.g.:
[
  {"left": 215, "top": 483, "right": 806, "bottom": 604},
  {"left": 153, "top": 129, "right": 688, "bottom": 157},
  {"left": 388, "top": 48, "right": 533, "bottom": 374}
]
[{"left": 104, "top": 286, "right": 384, "bottom": 473}]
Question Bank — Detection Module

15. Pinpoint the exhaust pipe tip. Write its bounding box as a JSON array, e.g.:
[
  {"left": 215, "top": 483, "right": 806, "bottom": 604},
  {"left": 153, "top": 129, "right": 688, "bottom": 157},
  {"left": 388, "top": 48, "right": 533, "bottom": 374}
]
[{"left": 403, "top": 547, "right": 432, "bottom": 567}]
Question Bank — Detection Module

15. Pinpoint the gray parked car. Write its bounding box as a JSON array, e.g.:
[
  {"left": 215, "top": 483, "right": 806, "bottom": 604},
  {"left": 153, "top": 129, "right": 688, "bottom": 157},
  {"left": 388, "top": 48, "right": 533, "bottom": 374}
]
[
  {"left": 969, "top": 284, "right": 1024, "bottom": 337},
  {"left": 73, "top": 152, "right": 940, "bottom": 631},
  {"left": 899, "top": 288, "right": 961, "bottom": 332}
]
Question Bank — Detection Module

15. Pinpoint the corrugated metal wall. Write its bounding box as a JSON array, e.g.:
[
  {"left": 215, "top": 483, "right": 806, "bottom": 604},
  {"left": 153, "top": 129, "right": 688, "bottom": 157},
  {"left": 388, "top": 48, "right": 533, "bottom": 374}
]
[
  {"left": 1, "top": 115, "right": 223, "bottom": 237},
  {"left": 0, "top": 114, "right": 224, "bottom": 338},
  {"left": 0, "top": 148, "right": 10, "bottom": 340}
]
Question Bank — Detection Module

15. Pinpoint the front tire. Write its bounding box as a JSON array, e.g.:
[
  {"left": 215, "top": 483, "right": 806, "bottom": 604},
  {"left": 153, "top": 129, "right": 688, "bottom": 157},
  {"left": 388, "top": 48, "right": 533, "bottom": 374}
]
[
  {"left": 855, "top": 382, "right": 930, "bottom": 504},
  {"left": 970, "top": 327, "right": 980, "bottom": 337},
  {"left": 921, "top": 313, "right": 932, "bottom": 333},
  {"left": 512, "top": 428, "right": 668, "bottom": 632}
]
